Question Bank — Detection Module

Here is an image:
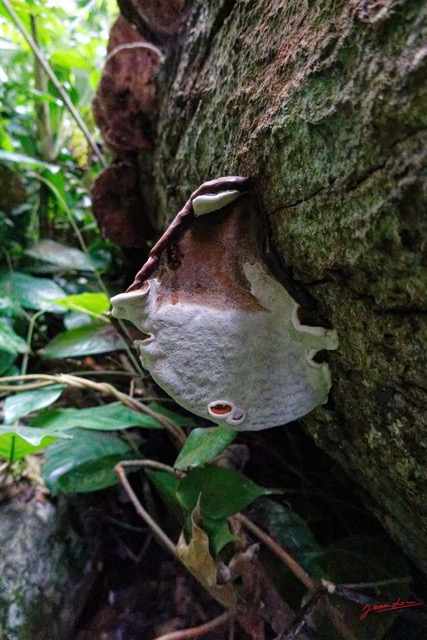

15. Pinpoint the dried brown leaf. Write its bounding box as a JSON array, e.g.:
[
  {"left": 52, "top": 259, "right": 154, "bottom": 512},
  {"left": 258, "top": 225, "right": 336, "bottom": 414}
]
[{"left": 177, "top": 511, "right": 237, "bottom": 611}]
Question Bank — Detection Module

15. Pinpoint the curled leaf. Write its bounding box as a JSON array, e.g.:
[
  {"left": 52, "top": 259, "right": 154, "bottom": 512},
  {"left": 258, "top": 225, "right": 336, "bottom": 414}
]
[{"left": 177, "top": 506, "right": 237, "bottom": 610}]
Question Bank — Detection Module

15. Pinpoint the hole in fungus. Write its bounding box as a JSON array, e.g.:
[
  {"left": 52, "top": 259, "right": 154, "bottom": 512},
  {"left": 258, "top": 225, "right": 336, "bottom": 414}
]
[
  {"left": 227, "top": 408, "right": 246, "bottom": 425},
  {"left": 209, "top": 403, "right": 233, "bottom": 415},
  {"left": 312, "top": 349, "right": 327, "bottom": 364}
]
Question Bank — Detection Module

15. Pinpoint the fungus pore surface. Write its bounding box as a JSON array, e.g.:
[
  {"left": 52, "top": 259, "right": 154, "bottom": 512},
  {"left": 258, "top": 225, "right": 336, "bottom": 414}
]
[{"left": 111, "top": 177, "right": 338, "bottom": 431}]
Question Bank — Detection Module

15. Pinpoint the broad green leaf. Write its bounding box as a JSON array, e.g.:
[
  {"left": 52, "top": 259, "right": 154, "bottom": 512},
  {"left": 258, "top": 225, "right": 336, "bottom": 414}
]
[
  {"left": 51, "top": 49, "right": 91, "bottom": 70},
  {"left": 30, "top": 401, "right": 164, "bottom": 431},
  {"left": 54, "top": 292, "right": 110, "bottom": 315},
  {"left": 146, "top": 469, "right": 184, "bottom": 523},
  {"left": 177, "top": 466, "right": 278, "bottom": 519},
  {"left": 0, "top": 319, "right": 27, "bottom": 354},
  {"left": 28, "top": 87, "right": 62, "bottom": 105},
  {"left": 41, "top": 323, "right": 125, "bottom": 358},
  {"left": 0, "top": 149, "right": 59, "bottom": 172},
  {"left": 64, "top": 310, "right": 92, "bottom": 330},
  {"left": 147, "top": 402, "right": 198, "bottom": 428},
  {"left": 0, "top": 351, "right": 18, "bottom": 376},
  {"left": 0, "top": 295, "right": 21, "bottom": 316},
  {"left": 251, "top": 499, "right": 324, "bottom": 579},
  {"left": 42, "top": 429, "right": 135, "bottom": 494},
  {"left": 0, "top": 426, "right": 71, "bottom": 462},
  {"left": 174, "top": 427, "right": 237, "bottom": 471},
  {"left": 0, "top": 271, "right": 66, "bottom": 312},
  {"left": 3, "top": 385, "right": 66, "bottom": 424},
  {"left": 26, "top": 240, "right": 95, "bottom": 271},
  {"left": 203, "top": 516, "right": 238, "bottom": 555}
]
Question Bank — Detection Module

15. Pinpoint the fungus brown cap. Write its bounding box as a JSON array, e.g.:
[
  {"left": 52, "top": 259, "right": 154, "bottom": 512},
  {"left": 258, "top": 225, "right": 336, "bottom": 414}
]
[{"left": 111, "top": 177, "right": 338, "bottom": 431}]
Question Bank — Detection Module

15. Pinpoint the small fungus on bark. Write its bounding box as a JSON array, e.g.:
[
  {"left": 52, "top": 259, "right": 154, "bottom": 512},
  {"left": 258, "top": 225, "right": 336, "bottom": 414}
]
[{"left": 111, "top": 177, "right": 338, "bottom": 431}]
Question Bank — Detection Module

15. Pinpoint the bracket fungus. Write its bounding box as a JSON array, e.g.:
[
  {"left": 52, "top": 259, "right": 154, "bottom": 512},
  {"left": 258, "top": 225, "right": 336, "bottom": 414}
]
[{"left": 111, "top": 177, "right": 338, "bottom": 431}]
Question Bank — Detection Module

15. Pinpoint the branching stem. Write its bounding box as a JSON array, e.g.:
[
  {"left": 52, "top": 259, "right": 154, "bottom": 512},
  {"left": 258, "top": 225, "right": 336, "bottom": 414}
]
[
  {"left": 152, "top": 612, "right": 235, "bottom": 640},
  {"left": 115, "top": 462, "right": 177, "bottom": 558}
]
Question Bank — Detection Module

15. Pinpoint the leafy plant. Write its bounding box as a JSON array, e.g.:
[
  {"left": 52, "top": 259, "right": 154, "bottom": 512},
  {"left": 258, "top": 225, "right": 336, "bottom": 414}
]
[{"left": 0, "top": 4, "right": 423, "bottom": 640}]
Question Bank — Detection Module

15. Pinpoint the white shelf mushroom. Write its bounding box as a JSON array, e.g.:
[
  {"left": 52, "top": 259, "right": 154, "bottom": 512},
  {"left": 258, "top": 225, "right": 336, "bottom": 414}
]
[{"left": 111, "top": 177, "right": 338, "bottom": 431}]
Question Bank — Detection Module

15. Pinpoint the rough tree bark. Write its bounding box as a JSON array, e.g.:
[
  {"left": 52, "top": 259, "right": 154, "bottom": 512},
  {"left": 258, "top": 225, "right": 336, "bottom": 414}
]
[{"left": 96, "top": 0, "right": 427, "bottom": 571}]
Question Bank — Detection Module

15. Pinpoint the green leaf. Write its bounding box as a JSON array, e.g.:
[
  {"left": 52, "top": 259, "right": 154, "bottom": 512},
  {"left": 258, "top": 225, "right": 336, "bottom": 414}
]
[
  {"left": 0, "top": 426, "right": 72, "bottom": 462},
  {"left": 0, "top": 319, "right": 27, "bottom": 354},
  {"left": 3, "top": 385, "right": 66, "bottom": 424},
  {"left": 0, "top": 271, "right": 66, "bottom": 312},
  {"left": 0, "top": 295, "right": 21, "bottom": 316},
  {"left": 203, "top": 516, "right": 239, "bottom": 555},
  {"left": 42, "top": 429, "right": 135, "bottom": 494},
  {"left": 41, "top": 323, "right": 126, "bottom": 358},
  {"left": 0, "top": 351, "right": 19, "bottom": 376},
  {"left": 147, "top": 402, "right": 198, "bottom": 428},
  {"left": 0, "top": 149, "right": 59, "bottom": 172},
  {"left": 30, "top": 401, "right": 164, "bottom": 431},
  {"left": 174, "top": 427, "right": 237, "bottom": 471},
  {"left": 26, "top": 240, "right": 95, "bottom": 271},
  {"left": 252, "top": 499, "right": 324, "bottom": 579},
  {"left": 146, "top": 469, "right": 184, "bottom": 523},
  {"left": 50, "top": 49, "right": 91, "bottom": 70},
  {"left": 54, "top": 292, "right": 110, "bottom": 315},
  {"left": 177, "top": 466, "right": 278, "bottom": 519}
]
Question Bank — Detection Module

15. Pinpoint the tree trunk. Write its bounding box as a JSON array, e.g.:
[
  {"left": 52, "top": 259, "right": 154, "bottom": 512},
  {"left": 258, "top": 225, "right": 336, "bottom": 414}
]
[{"left": 97, "top": 0, "right": 427, "bottom": 571}]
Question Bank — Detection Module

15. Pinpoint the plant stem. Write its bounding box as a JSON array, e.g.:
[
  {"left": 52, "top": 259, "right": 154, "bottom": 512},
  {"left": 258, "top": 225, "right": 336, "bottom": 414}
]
[
  {"left": 0, "top": 0, "right": 106, "bottom": 167},
  {"left": 105, "top": 42, "right": 165, "bottom": 65},
  {"left": 235, "top": 513, "right": 315, "bottom": 592},
  {"left": 0, "top": 373, "right": 185, "bottom": 446},
  {"left": 21, "top": 309, "right": 45, "bottom": 375},
  {"left": 115, "top": 462, "right": 177, "bottom": 558},
  {"left": 29, "top": 173, "right": 109, "bottom": 296},
  {"left": 29, "top": 173, "right": 145, "bottom": 377},
  {"left": 119, "top": 459, "right": 185, "bottom": 478},
  {"left": 152, "top": 612, "right": 235, "bottom": 640}
]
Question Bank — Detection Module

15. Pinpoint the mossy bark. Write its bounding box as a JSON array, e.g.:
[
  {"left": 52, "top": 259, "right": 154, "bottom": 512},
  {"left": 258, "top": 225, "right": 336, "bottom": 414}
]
[
  {"left": 0, "top": 497, "right": 100, "bottom": 640},
  {"left": 143, "top": 0, "right": 427, "bottom": 571}
]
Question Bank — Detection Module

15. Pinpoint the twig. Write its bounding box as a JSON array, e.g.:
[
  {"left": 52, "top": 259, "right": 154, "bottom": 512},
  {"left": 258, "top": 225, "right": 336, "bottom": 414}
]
[
  {"left": 338, "top": 576, "right": 412, "bottom": 591},
  {"left": 106, "top": 516, "right": 148, "bottom": 533},
  {"left": 119, "top": 459, "right": 185, "bottom": 478},
  {"left": 67, "top": 370, "right": 137, "bottom": 377},
  {"left": 121, "top": 395, "right": 186, "bottom": 447},
  {"left": 280, "top": 589, "right": 323, "bottom": 639},
  {"left": 106, "top": 42, "right": 165, "bottom": 64},
  {"left": 0, "top": 0, "right": 106, "bottom": 167},
  {"left": 236, "top": 515, "right": 358, "bottom": 640},
  {"left": 152, "top": 612, "right": 235, "bottom": 640},
  {"left": 235, "top": 513, "right": 315, "bottom": 592},
  {"left": 30, "top": 172, "right": 144, "bottom": 377},
  {"left": 322, "top": 598, "right": 358, "bottom": 640},
  {"left": 21, "top": 308, "right": 45, "bottom": 375},
  {"left": 106, "top": 311, "right": 143, "bottom": 375},
  {"left": 29, "top": 173, "right": 109, "bottom": 297},
  {"left": 115, "top": 462, "right": 177, "bottom": 557},
  {"left": 0, "top": 374, "right": 185, "bottom": 446}
]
